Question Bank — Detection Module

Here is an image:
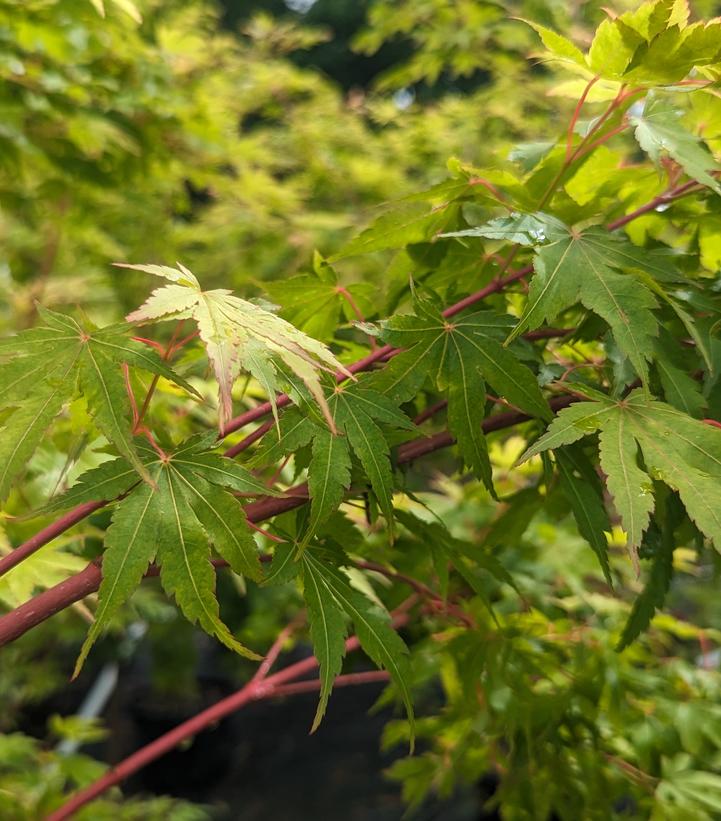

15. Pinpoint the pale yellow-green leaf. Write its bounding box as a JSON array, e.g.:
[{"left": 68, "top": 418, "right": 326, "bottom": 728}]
[
  {"left": 0, "top": 530, "right": 86, "bottom": 608},
  {"left": 109, "top": 0, "right": 142, "bottom": 23},
  {"left": 126, "top": 284, "right": 199, "bottom": 323},
  {"left": 121, "top": 262, "right": 351, "bottom": 432}
]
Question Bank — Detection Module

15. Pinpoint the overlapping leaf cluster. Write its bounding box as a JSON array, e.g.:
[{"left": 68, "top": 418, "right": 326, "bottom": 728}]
[
  {"left": 4, "top": 3, "right": 721, "bottom": 801},
  {"left": 0, "top": 306, "right": 197, "bottom": 496}
]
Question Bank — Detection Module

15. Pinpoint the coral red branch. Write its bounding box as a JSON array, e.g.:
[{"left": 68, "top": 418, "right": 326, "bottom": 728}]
[
  {"left": 566, "top": 75, "right": 599, "bottom": 161},
  {"left": 0, "top": 501, "right": 107, "bottom": 579},
  {"left": 250, "top": 615, "right": 304, "bottom": 684},
  {"left": 270, "top": 670, "right": 390, "bottom": 697},
  {"left": 606, "top": 179, "right": 705, "bottom": 231},
  {"left": 46, "top": 615, "right": 408, "bottom": 821}
]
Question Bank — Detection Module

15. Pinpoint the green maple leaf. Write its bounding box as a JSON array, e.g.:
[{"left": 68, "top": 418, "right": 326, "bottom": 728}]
[
  {"left": 616, "top": 520, "right": 675, "bottom": 651},
  {"left": 0, "top": 306, "right": 198, "bottom": 499},
  {"left": 521, "top": 20, "right": 588, "bottom": 72},
  {"left": 522, "top": 391, "right": 721, "bottom": 563},
  {"left": 37, "top": 456, "right": 140, "bottom": 515},
  {"left": 330, "top": 202, "right": 459, "bottom": 259},
  {"left": 253, "top": 380, "right": 414, "bottom": 544},
  {"left": 305, "top": 428, "right": 352, "bottom": 550},
  {"left": 630, "top": 95, "right": 721, "bottom": 196},
  {"left": 265, "top": 252, "right": 374, "bottom": 341},
  {"left": 72, "top": 435, "right": 274, "bottom": 674},
  {"left": 489, "top": 215, "right": 663, "bottom": 383},
  {"left": 117, "top": 262, "right": 352, "bottom": 432},
  {"left": 528, "top": 1, "right": 720, "bottom": 85},
  {"left": 620, "top": 18, "right": 721, "bottom": 85},
  {"left": 300, "top": 548, "right": 348, "bottom": 732},
  {"left": 555, "top": 447, "right": 613, "bottom": 585},
  {"left": 396, "top": 509, "right": 517, "bottom": 598},
  {"left": 654, "top": 332, "right": 706, "bottom": 418},
  {"left": 301, "top": 546, "right": 413, "bottom": 735},
  {"left": 373, "top": 294, "right": 551, "bottom": 494}
]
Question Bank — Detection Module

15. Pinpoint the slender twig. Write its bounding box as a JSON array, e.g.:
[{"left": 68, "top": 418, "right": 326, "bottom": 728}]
[
  {"left": 121, "top": 363, "right": 140, "bottom": 428},
  {"left": 270, "top": 670, "right": 390, "bottom": 697},
  {"left": 574, "top": 121, "right": 629, "bottom": 161},
  {"left": 336, "top": 286, "right": 376, "bottom": 349},
  {"left": 606, "top": 178, "right": 705, "bottom": 231},
  {"left": 566, "top": 75, "right": 599, "bottom": 161},
  {"left": 357, "top": 560, "right": 473, "bottom": 627},
  {"left": 46, "top": 614, "right": 409, "bottom": 821},
  {"left": 602, "top": 753, "right": 658, "bottom": 792},
  {"left": 468, "top": 175, "right": 511, "bottom": 205},
  {"left": 413, "top": 400, "right": 448, "bottom": 426},
  {"left": 0, "top": 501, "right": 107, "bottom": 579},
  {"left": 250, "top": 614, "right": 305, "bottom": 684},
  {"left": 224, "top": 419, "right": 274, "bottom": 459},
  {"left": 134, "top": 321, "right": 185, "bottom": 432},
  {"left": 538, "top": 83, "right": 641, "bottom": 210}
]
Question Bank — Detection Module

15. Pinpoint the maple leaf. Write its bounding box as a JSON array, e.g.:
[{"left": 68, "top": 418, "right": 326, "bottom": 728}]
[
  {"left": 330, "top": 202, "right": 460, "bottom": 259},
  {"left": 373, "top": 293, "right": 551, "bottom": 494},
  {"left": 555, "top": 447, "right": 613, "bottom": 585},
  {"left": 117, "top": 262, "right": 352, "bottom": 432},
  {"left": 68, "top": 435, "right": 278, "bottom": 675},
  {"left": 300, "top": 545, "right": 413, "bottom": 735},
  {"left": 521, "top": 391, "right": 721, "bottom": 565},
  {"left": 454, "top": 214, "right": 665, "bottom": 384},
  {"left": 265, "top": 252, "right": 375, "bottom": 341},
  {"left": 0, "top": 306, "right": 198, "bottom": 499},
  {"left": 630, "top": 95, "right": 721, "bottom": 196},
  {"left": 616, "top": 497, "right": 679, "bottom": 651},
  {"left": 526, "top": 1, "right": 721, "bottom": 85}
]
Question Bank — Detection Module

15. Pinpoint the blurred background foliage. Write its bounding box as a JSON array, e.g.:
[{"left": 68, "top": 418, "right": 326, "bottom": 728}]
[
  {"left": 4, "top": 0, "right": 721, "bottom": 818},
  {"left": 0, "top": 0, "right": 599, "bottom": 328}
]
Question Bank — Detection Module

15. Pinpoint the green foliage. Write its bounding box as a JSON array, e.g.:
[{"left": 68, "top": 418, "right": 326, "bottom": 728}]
[
  {"left": 375, "top": 293, "right": 550, "bottom": 492},
  {"left": 523, "top": 393, "right": 721, "bottom": 556},
  {"left": 2, "top": 0, "right": 721, "bottom": 818},
  {"left": 301, "top": 546, "right": 413, "bottom": 733},
  {"left": 0, "top": 306, "right": 196, "bottom": 494},
  {"left": 631, "top": 94, "right": 721, "bottom": 195},
  {"left": 0, "top": 729, "right": 209, "bottom": 819},
  {"left": 71, "top": 437, "right": 270, "bottom": 674}
]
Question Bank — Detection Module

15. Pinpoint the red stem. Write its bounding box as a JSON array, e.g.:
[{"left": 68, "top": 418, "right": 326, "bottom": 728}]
[
  {"left": 250, "top": 614, "right": 304, "bottom": 684},
  {"left": 336, "top": 286, "right": 376, "bottom": 349},
  {"left": 0, "top": 501, "right": 106, "bottom": 579},
  {"left": 443, "top": 266, "right": 533, "bottom": 318},
  {"left": 47, "top": 616, "right": 407, "bottom": 821},
  {"left": 224, "top": 419, "right": 274, "bottom": 459},
  {"left": 271, "top": 670, "right": 390, "bottom": 697},
  {"left": 357, "top": 560, "right": 472, "bottom": 627},
  {"left": 413, "top": 400, "right": 448, "bottom": 426},
  {"left": 566, "top": 75, "right": 599, "bottom": 161},
  {"left": 574, "top": 121, "right": 628, "bottom": 161},
  {"left": 606, "top": 179, "right": 704, "bottom": 231}
]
